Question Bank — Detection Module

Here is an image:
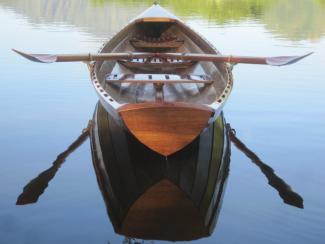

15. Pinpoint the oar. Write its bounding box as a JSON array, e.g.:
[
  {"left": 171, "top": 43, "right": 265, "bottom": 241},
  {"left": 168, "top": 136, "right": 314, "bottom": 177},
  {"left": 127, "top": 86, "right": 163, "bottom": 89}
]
[
  {"left": 12, "top": 49, "right": 313, "bottom": 66},
  {"left": 228, "top": 127, "right": 304, "bottom": 209},
  {"left": 16, "top": 121, "right": 93, "bottom": 205}
]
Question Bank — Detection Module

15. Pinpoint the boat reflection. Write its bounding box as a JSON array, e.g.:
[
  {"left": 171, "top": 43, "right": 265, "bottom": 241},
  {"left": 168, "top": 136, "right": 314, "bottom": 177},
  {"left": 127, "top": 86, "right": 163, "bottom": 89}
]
[
  {"left": 90, "top": 102, "right": 231, "bottom": 241},
  {"left": 16, "top": 102, "right": 303, "bottom": 242}
]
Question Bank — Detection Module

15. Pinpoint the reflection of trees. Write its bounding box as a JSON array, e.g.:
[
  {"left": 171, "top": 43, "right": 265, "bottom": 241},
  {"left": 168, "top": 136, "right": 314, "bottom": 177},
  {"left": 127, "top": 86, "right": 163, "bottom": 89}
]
[
  {"left": 263, "top": 0, "right": 325, "bottom": 41},
  {"left": 315, "top": 0, "right": 325, "bottom": 6},
  {"left": 99, "top": 0, "right": 325, "bottom": 41},
  {"left": 0, "top": 0, "right": 147, "bottom": 38},
  {"left": 92, "top": 0, "right": 277, "bottom": 22},
  {"left": 0, "top": 0, "right": 324, "bottom": 41}
]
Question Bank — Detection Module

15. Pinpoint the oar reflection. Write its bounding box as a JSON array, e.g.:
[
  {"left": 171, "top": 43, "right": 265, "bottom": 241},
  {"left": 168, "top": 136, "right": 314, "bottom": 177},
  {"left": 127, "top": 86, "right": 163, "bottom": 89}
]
[
  {"left": 16, "top": 121, "right": 93, "bottom": 205},
  {"left": 228, "top": 127, "right": 304, "bottom": 209},
  {"left": 16, "top": 122, "right": 303, "bottom": 209}
]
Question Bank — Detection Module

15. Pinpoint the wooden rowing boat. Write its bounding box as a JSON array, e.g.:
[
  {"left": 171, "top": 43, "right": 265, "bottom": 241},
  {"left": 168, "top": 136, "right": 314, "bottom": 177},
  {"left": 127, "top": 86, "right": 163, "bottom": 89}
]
[
  {"left": 89, "top": 3, "right": 233, "bottom": 156},
  {"left": 90, "top": 102, "right": 231, "bottom": 241},
  {"left": 13, "top": 3, "right": 312, "bottom": 156}
]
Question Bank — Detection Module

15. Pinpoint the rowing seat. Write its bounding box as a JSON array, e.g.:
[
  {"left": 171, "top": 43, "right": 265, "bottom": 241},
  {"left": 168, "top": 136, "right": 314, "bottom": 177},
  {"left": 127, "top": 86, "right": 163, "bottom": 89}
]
[
  {"left": 130, "top": 35, "right": 184, "bottom": 50},
  {"left": 118, "top": 58, "right": 196, "bottom": 72},
  {"left": 105, "top": 73, "right": 213, "bottom": 84}
]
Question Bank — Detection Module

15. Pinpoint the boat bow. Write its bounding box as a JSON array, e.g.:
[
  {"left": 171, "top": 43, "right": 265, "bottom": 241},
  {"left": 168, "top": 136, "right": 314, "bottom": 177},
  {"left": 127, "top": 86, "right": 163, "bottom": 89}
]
[{"left": 133, "top": 2, "right": 179, "bottom": 23}]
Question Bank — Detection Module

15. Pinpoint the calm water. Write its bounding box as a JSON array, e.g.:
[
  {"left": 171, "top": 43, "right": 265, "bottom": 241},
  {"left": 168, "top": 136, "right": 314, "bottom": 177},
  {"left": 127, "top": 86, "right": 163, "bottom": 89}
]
[{"left": 1, "top": 0, "right": 325, "bottom": 243}]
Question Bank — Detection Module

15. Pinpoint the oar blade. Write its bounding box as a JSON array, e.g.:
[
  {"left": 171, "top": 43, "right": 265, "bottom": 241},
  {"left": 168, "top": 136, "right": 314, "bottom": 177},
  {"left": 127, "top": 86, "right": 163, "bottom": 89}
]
[
  {"left": 266, "top": 52, "right": 313, "bottom": 66},
  {"left": 12, "top": 49, "right": 57, "bottom": 63}
]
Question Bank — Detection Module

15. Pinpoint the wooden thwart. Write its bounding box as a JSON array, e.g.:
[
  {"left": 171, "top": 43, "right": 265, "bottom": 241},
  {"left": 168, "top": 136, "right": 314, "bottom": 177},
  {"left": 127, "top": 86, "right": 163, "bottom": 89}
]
[
  {"left": 106, "top": 73, "right": 212, "bottom": 84},
  {"left": 130, "top": 39, "right": 184, "bottom": 49},
  {"left": 118, "top": 58, "right": 196, "bottom": 72}
]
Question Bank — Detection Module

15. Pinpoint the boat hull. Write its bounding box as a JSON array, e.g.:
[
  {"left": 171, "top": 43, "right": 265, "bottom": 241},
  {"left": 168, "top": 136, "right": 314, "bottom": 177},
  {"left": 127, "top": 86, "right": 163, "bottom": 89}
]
[{"left": 90, "top": 102, "right": 231, "bottom": 241}]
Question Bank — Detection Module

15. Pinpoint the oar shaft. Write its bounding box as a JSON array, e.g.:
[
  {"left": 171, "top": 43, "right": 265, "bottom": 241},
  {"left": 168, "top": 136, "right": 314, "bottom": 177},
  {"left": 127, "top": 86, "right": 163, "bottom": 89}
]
[
  {"left": 56, "top": 53, "right": 269, "bottom": 65},
  {"left": 55, "top": 53, "right": 154, "bottom": 62},
  {"left": 159, "top": 53, "right": 268, "bottom": 64}
]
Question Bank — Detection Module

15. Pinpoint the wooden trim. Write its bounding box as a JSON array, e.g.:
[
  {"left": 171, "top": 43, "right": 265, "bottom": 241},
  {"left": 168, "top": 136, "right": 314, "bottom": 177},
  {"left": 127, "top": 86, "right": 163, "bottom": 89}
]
[
  {"left": 136, "top": 17, "right": 176, "bottom": 23},
  {"left": 118, "top": 102, "right": 213, "bottom": 156}
]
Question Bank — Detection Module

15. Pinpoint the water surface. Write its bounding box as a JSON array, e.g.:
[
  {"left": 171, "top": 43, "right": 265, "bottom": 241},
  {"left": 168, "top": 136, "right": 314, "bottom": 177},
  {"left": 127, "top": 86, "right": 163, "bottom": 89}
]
[{"left": 0, "top": 0, "right": 325, "bottom": 243}]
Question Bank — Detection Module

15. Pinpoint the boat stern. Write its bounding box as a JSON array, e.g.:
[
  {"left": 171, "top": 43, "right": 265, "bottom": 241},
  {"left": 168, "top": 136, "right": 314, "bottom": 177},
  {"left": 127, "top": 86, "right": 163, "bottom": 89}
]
[{"left": 118, "top": 102, "right": 213, "bottom": 156}]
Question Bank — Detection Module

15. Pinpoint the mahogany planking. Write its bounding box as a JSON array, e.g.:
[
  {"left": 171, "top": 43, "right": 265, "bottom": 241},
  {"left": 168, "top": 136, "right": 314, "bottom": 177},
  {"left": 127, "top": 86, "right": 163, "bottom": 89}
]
[
  {"left": 120, "top": 179, "right": 207, "bottom": 241},
  {"left": 118, "top": 102, "right": 212, "bottom": 156}
]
